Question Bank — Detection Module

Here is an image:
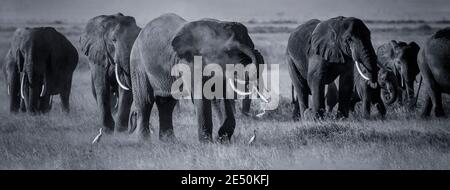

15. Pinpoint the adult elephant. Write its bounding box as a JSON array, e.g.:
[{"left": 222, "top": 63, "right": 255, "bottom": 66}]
[
  {"left": 377, "top": 40, "right": 420, "bottom": 108},
  {"left": 80, "top": 13, "right": 141, "bottom": 133},
  {"left": 286, "top": 17, "right": 379, "bottom": 119},
  {"left": 3, "top": 27, "right": 78, "bottom": 113},
  {"left": 128, "top": 13, "right": 265, "bottom": 142},
  {"left": 419, "top": 27, "right": 450, "bottom": 117}
]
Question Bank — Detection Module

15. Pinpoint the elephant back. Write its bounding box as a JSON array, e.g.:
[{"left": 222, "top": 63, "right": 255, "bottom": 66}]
[
  {"left": 133, "top": 13, "right": 187, "bottom": 97},
  {"left": 286, "top": 19, "right": 320, "bottom": 76}
]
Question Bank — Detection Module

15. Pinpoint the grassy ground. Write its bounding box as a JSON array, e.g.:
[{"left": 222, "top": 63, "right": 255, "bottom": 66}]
[{"left": 0, "top": 21, "right": 449, "bottom": 169}]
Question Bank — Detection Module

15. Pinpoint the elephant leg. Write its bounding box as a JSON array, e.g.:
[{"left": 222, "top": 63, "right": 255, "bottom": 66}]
[
  {"left": 155, "top": 96, "right": 177, "bottom": 141},
  {"left": 309, "top": 78, "right": 325, "bottom": 119},
  {"left": 241, "top": 74, "right": 251, "bottom": 116},
  {"left": 422, "top": 81, "right": 444, "bottom": 117},
  {"left": 349, "top": 92, "right": 360, "bottom": 112},
  {"left": 359, "top": 85, "right": 371, "bottom": 118},
  {"left": 337, "top": 72, "right": 354, "bottom": 118},
  {"left": 287, "top": 57, "right": 308, "bottom": 120},
  {"left": 114, "top": 88, "right": 132, "bottom": 133},
  {"left": 129, "top": 60, "right": 154, "bottom": 141},
  {"left": 216, "top": 99, "right": 236, "bottom": 142},
  {"left": 194, "top": 98, "right": 213, "bottom": 143},
  {"left": 39, "top": 94, "right": 51, "bottom": 113},
  {"left": 129, "top": 100, "right": 153, "bottom": 141},
  {"left": 373, "top": 90, "right": 387, "bottom": 117},
  {"left": 293, "top": 99, "right": 300, "bottom": 120},
  {"left": 20, "top": 98, "right": 26, "bottom": 112},
  {"left": 431, "top": 91, "right": 445, "bottom": 117},
  {"left": 91, "top": 65, "right": 114, "bottom": 132},
  {"left": 60, "top": 79, "right": 72, "bottom": 113},
  {"left": 325, "top": 83, "right": 338, "bottom": 113},
  {"left": 421, "top": 96, "right": 432, "bottom": 117},
  {"left": 361, "top": 93, "right": 371, "bottom": 118},
  {"left": 8, "top": 68, "right": 20, "bottom": 113}
]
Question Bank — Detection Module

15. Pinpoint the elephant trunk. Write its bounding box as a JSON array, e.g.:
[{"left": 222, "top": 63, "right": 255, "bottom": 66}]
[
  {"left": 236, "top": 45, "right": 257, "bottom": 82},
  {"left": 353, "top": 40, "right": 379, "bottom": 88},
  {"left": 115, "top": 64, "right": 130, "bottom": 91}
]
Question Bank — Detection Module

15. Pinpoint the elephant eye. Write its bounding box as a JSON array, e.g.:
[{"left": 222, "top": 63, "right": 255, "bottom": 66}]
[{"left": 112, "top": 38, "right": 117, "bottom": 42}]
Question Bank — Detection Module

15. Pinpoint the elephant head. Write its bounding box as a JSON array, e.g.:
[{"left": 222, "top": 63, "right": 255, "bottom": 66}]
[
  {"left": 378, "top": 68, "right": 399, "bottom": 105},
  {"left": 377, "top": 40, "right": 420, "bottom": 105},
  {"left": 309, "top": 16, "right": 379, "bottom": 88},
  {"left": 80, "top": 13, "right": 141, "bottom": 90},
  {"left": 171, "top": 20, "right": 264, "bottom": 97}
]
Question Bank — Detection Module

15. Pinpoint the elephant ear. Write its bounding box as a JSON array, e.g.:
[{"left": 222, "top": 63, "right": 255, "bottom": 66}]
[
  {"left": 408, "top": 41, "right": 420, "bottom": 55},
  {"left": 224, "top": 22, "right": 254, "bottom": 49},
  {"left": 309, "top": 18, "right": 346, "bottom": 63},
  {"left": 80, "top": 15, "right": 117, "bottom": 67},
  {"left": 171, "top": 20, "right": 234, "bottom": 62},
  {"left": 376, "top": 41, "right": 396, "bottom": 67}
]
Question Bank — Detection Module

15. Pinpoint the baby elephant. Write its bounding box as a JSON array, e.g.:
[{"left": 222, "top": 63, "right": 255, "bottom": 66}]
[
  {"left": 377, "top": 40, "right": 420, "bottom": 108},
  {"left": 3, "top": 27, "right": 78, "bottom": 113},
  {"left": 350, "top": 67, "right": 398, "bottom": 118}
]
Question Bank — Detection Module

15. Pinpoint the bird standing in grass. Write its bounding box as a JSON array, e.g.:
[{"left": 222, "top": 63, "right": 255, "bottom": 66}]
[
  {"left": 248, "top": 130, "right": 257, "bottom": 145},
  {"left": 92, "top": 128, "right": 103, "bottom": 144}
]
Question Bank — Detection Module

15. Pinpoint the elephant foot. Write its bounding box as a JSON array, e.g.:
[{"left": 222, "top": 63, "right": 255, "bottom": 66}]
[
  {"left": 114, "top": 125, "right": 128, "bottom": 133},
  {"left": 335, "top": 111, "right": 349, "bottom": 120},
  {"left": 133, "top": 131, "right": 151, "bottom": 142},
  {"left": 216, "top": 134, "right": 232, "bottom": 144},
  {"left": 292, "top": 110, "right": 301, "bottom": 121},
  {"left": 160, "top": 132, "right": 176, "bottom": 143},
  {"left": 199, "top": 135, "right": 213, "bottom": 143},
  {"left": 102, "top": 126, "right": 115, "bottom": 135},
  {"left": 375, "top": 103, "right": 386, "bottom": 117},
  {"left": 303, "top": 108, "right": 315, "bottom": 121},
  {"left": 435, "top": 109, "right": 446, "bottom": 118},
  {"left": 420, "top": 112, "right": 431, "bottom": 119}
]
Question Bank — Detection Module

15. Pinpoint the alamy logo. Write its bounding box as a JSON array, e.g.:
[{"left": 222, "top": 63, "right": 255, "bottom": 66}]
[{"left": 170, "top": 56, "right": 279, "bottom": 111}]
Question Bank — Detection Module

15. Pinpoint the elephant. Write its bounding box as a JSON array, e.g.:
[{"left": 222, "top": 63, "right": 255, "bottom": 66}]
[
  {"left": 418, "top": 27, "right": 450, "bottom": 117},
  {"left": 286, "top": 17, "right": 379, "bottom": 119},
  {"left": 377, "top": 40, "right": 420, "bottom": 108},
  {"left": 80, "top": 13, "right": 141, "bottom": 133},
  {"left": 349, "top": 67, "right": 399, "bottom": 117},
  {"left": 3, "top": 27, "right": 78, "bottom": 114},
  {"left": 292, "top": 66, "right": 396, "bottom": 119},
  {"left": 128, "top": 13, "right": 265, "bottom": 142}
]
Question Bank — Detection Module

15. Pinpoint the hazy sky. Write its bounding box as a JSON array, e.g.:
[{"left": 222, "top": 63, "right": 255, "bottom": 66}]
[{"left": 1, "top": 0, "right": 450, "bottom": 24}]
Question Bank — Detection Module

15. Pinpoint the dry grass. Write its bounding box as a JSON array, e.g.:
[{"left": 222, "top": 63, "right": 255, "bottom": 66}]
[{"left": 0, "top": 22, "right": 449, "bottom": 169}]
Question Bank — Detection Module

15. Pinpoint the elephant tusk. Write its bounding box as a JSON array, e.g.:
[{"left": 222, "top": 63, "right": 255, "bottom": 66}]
[
  {"left": 354, "top": 61, "right": 370, "bottom": 81},
  {"left": 115, "top": 64, "right": 130, "bottom": 91},
  {"left": 40, "top": 84, "right": 45, "bottom": 97},
  {"left": 229, "top": 78, "right": 252, "bottom": 95},
  {"left": 7, "top": 84, "right": 10, "bottom": 95},
  {"left": 235, "top": 78, "right": 247, "bottom": 85},
  {"left": 256, "top": 89, "right": 269, "bottom": 103},
  {"left": 20, "top": 74, "right": 25, "bottom": 99}
]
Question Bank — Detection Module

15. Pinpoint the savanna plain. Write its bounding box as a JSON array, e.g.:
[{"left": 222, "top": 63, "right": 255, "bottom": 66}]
[{"left": 0, "top": 19, "right": 449, "bottom": 169}]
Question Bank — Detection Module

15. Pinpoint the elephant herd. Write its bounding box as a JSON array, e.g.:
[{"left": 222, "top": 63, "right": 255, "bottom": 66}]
[{"left": 3, "top": 13, "right": 450, "bottom": 143}]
